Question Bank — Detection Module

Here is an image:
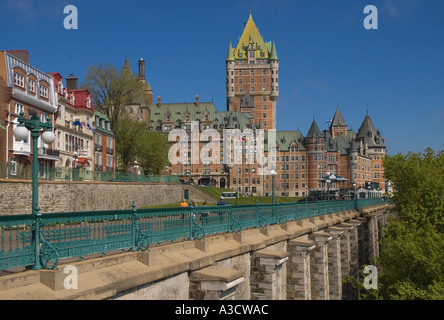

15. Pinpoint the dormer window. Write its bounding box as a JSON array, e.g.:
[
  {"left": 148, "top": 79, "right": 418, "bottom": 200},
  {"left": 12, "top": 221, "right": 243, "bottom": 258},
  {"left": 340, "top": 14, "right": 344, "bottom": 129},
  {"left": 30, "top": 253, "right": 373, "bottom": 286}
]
[
  {"left": 86, "top": 97, "right": 91, "bottom": 108},
  {"left": 28, "top": 79, "right": 35, "bottom": 92},
  {"left": 39, "top": 85, "right": 48, "bottom": 98},
  {"left": 58, "top": 82, "right": 64, "bottom": 94},
  {"left": 14, "top": 73, "right": 24, "bottom": 87},
  {"left": 70, "top": 94, "right": 75, "bottom": 105}
]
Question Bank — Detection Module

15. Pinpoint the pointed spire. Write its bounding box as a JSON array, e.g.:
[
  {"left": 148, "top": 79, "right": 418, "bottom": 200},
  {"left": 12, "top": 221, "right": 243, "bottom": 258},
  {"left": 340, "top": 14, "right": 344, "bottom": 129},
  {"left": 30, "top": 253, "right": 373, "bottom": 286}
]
[
  {"left": 226, "top": 40, "right": 235, "bottom": 62},
  {"left": 270, "top": 39, "right": 278, "bottom": 61},
  {"left": 306, "top": 119, "right": 323, "bottom": 138},
  {"left": 121, "top": 57, "right": 133, "bottom": 75},
  {"left": 349, "top": 138, "right": 358, "bottom": 153},
  {"left": 331, "top": 108, "right": 347, "bottom": 127}
]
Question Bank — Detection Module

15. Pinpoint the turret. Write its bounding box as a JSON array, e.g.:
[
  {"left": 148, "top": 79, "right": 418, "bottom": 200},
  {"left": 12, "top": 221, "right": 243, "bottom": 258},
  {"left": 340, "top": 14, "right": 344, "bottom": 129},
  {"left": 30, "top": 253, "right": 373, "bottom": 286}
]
[
  {"left": 270, "top": 40, "right": 279, "bottom": 102},
  {"left": 226, "top": 41, "right": 235, "bottom": 110}
]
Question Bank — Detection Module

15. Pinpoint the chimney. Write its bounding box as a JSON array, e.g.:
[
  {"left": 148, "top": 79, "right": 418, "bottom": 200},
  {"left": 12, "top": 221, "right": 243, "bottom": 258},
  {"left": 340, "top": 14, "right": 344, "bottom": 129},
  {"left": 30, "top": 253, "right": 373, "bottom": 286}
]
[
  {"left": 157, "top": 96, "right": 161, "bottom": 108},
  {"left": 138, "top": 58, "right": 146, "bottom": 81},
  {"left": 195, "top": 95, "right": 199, "bottom": 107},
  {"left": 7, "top": 50, "right": 30, "bottom": 64},
  {"left": 66, "top": 74, "right": 78, "bottom": 90}
]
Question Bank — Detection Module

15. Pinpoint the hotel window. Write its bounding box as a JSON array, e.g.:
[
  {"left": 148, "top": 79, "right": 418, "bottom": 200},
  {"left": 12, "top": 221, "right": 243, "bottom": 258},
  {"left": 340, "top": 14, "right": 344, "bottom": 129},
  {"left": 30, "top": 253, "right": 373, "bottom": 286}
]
[
  {"left": 251, "top": 87, "right": 255, "bottom": 92},
  {"left": 10, "top": 158, "right": 17, "bottom": 176},
  {"left": 28, "top": 79, "right": 35, "bottom": 92},
  {"left": 14, "top": 73, "right": 24, "bottom": 87},
  {"left": 250, "top": 78, "right": 254, "bottom": 83},
  {"left": 40, "top": 85, "right": 48, "bottom": 98},
  {"left": 250, "top": 70, "right": 254, "bottom": 75},
  {"left": 14, "top": 103, "right": 24, "bottom": 114},
  {"left": 41, "top": 112, "right": 48, "bottom": 123}
]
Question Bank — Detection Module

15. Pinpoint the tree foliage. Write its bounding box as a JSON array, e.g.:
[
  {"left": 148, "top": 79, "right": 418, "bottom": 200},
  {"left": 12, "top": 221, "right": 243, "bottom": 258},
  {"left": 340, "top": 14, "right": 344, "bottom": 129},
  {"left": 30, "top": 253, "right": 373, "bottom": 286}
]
[
  {"left": 115, "top": 117, "right": 170, "bottom": 175},
  {"left": 373, "top": 148, "right": 444, "bottom": 300},
  {"left": 83, "top": 63, "right": 146, "bottom": 133}
]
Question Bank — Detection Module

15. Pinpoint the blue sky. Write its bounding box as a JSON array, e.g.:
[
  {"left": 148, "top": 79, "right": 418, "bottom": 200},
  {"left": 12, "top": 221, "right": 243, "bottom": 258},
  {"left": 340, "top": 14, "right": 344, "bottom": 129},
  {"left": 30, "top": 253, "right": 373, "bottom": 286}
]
[{"left": 1, "top": 0, "right": 443, "bottom": 155}]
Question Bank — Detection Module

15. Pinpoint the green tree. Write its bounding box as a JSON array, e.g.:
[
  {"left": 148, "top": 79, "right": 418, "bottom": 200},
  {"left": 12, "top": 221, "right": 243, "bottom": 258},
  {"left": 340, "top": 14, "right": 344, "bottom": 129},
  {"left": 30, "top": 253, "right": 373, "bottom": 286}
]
[
  {"left": 83, "top": 63, "right": 146, "bottom": 133},
  {"left": 115, "top": 117, "right": 169, "bottom": 175},
  {"left": 372, "top": 148, "right": 444, "bottom": 300}
]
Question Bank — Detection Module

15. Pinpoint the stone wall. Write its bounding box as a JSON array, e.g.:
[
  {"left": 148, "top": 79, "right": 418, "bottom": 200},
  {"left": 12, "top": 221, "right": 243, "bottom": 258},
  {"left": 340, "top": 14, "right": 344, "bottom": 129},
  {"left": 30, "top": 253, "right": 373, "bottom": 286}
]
[{"left": 0, "top": 180, "right": 211, "bottom": 215}]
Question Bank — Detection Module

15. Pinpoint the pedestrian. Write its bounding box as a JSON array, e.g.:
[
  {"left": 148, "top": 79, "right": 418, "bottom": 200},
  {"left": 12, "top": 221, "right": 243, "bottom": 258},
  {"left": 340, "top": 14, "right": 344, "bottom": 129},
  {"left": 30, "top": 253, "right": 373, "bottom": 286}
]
[
  {"left": 200, "top": 201, "right": 209, "bottom": 223},
  {"left": 180, "top": 199, "right": 188, "bottom": 225},
  {"left": 180, "top": 199, "right": 188, "bottom": 207}
]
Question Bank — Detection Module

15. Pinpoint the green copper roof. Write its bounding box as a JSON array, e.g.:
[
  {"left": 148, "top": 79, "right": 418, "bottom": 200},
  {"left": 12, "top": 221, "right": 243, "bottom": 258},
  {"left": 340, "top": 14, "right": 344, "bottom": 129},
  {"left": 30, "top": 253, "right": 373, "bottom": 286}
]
[
  {"left": 226, "top": 41, "right": 235, "bottom": 62},
  {"left": 269, "top": 40, "right": 278, "bottom": 61}
]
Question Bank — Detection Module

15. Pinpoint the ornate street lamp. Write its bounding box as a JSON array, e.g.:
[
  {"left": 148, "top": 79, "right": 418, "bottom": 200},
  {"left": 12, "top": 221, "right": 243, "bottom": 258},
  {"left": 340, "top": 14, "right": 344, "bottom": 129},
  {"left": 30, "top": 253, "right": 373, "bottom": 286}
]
[
  {"left": 13, "top": 110, "right": 55, "bottom": 270},
  {"left": 326, "top": 171, "right": 331, "bottom": 201},
  {"left": 270, "top": 169, "right": 277, "bottom": 204}
]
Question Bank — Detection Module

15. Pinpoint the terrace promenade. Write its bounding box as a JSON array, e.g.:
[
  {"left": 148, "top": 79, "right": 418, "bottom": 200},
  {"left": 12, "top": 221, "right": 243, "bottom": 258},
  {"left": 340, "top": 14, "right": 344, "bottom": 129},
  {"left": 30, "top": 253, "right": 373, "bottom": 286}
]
[{"left": 0, "top": 198, "right": 391, "bottom": 300}]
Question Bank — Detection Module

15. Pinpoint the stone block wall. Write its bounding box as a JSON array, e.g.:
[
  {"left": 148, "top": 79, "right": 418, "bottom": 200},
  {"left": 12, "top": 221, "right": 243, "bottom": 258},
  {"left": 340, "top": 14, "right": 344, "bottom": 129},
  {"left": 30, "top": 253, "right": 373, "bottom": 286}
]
[{"left": 0, "top": 180, "right": 208, "bottom": 215}]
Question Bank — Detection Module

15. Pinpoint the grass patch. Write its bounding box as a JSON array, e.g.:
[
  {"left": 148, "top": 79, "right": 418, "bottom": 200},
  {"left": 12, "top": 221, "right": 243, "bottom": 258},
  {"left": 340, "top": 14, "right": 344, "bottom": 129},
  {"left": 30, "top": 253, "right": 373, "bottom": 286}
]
[{"left": 195, "top": 186, "right": 233, "bottom": 200}]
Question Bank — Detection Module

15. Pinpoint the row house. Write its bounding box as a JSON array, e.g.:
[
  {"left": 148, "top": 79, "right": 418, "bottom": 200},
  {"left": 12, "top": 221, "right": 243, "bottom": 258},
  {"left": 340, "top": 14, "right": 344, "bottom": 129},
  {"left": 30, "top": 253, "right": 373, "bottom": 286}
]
[
  {"left": 93, "top": 111, "right": 115, "bottom": 175},
  {"left": 0, "top": 50, "right": 58, "bottom": 178},
  {"left": 49, "top": 73, "right": 95, "bottom": 176}
]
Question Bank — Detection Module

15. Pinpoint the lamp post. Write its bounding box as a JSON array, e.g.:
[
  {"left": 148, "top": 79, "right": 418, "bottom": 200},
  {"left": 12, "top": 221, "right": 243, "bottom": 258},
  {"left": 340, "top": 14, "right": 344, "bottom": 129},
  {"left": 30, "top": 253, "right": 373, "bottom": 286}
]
[
  {"left": 73, "top": 151, "right": 78, "bottom": 181},
  {"left": 13, "top": 111, "right": 55, "bottom": 270},
  {"left": 270, "top": 169, "right": 277, "bottom": 204},
  {"left": 326, "top": 171, "right": 331, "bottom": 201}
]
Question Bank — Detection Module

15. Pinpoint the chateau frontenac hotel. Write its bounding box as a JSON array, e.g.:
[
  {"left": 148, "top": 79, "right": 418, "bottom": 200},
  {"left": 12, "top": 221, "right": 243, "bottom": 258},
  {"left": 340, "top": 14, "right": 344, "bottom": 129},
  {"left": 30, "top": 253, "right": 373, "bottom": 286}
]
[{"left": 130, "top": 13, "right": 387, "bottom": 198}]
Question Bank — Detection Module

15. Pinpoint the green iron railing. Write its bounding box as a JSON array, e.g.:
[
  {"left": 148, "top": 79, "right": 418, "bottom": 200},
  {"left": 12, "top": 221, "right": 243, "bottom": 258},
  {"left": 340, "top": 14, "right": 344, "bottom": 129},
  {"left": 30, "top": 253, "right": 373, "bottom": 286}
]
[
  {"left": 0, "top": 198, "right": 387, "bottom": 271},
  {"left": 0, "top": 162, "right": 179, "bottom": 183}
]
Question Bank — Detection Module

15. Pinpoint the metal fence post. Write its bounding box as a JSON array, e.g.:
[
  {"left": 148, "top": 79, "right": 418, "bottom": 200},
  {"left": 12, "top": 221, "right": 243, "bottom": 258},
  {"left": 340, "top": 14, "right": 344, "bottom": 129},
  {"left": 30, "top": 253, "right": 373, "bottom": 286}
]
[
  {"left": 131, "top": 202, "right": 137, "bottom": 251},
  {"left": 32, "top": 206, "right": 42, "bottom": 270}
]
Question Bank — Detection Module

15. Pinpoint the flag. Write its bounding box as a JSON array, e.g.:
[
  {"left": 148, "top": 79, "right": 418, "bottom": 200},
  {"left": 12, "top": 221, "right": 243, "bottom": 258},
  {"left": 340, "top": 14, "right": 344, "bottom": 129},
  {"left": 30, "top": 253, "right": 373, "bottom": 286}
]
[
  {"left": 73, "top": 119, "right": 82, "bottom": 126},
  {"left": 325, "top": 119, "right": 333, "bottom": 124}
]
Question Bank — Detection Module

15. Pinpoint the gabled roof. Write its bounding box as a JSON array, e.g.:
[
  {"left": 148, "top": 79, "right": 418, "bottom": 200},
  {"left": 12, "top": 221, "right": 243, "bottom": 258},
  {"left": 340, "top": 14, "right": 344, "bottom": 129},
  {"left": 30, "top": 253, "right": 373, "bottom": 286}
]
[{"left": 68, "top": 89, "right": 94, "bottom": 111}]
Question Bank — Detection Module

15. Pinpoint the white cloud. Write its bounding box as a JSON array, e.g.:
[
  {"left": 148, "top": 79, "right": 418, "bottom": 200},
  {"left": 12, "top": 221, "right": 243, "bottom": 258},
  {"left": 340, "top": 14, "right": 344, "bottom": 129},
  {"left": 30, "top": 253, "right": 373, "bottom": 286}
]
[{"left": 383, "top": 0, "right": 422, "bottom": 18}]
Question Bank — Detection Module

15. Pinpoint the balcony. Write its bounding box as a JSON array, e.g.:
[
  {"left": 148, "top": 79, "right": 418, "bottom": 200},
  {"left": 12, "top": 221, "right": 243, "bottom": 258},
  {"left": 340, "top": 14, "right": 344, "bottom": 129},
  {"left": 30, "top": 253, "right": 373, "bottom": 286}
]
[
  {"left": 13, "top": 141, "right": 31, "bottom": 156},
  {"left": 106, "top": 147, "right": 114, "bottom": 155},
  {"left": 38, "top": 147, "right": 60, "bottom": 161},
  {"left": 95, "top": 144, "right": 103, "bottom": 152},
  {"left": 95, "top": 164, "right": 103, "bottom": 172}
]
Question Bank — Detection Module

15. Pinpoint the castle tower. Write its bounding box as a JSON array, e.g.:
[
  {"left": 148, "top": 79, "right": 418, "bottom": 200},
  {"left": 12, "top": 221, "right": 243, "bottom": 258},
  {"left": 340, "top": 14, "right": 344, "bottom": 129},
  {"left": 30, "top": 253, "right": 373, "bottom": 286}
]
[
  {"left": 330, "top": 108, "right": 348, "bottom": 139},
  {"left": 226, "top": 12, "right": 279, "bottom": 130}
]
